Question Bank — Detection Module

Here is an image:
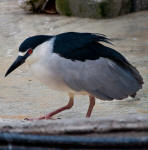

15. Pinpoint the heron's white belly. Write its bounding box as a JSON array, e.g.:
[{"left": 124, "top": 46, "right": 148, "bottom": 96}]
[
  {"left": 31, "top": 62, "right": 72, "bottom": 92},
  {"left": 30, "top": 62, "right": 88, "bottom": 96}
]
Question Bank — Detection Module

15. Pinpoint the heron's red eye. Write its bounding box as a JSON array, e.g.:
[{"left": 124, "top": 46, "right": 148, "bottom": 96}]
[{"left": 28, "top": 48, "right": 33, "bottom": 55}]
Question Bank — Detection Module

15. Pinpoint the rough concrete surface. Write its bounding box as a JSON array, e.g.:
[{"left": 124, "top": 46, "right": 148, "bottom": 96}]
[{"left": 0, "top": 0, "right": 148, "bottom": 127}]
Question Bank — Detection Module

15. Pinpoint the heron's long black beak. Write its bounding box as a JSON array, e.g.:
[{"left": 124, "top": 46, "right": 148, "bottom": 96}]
[{"left": 5, "top": 56, "right": 25, "bottom": 77}]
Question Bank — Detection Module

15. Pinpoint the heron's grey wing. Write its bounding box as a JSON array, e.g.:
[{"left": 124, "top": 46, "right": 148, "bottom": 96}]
[{"left": 59, "top": 57, "right": 142, "bottom": 100}]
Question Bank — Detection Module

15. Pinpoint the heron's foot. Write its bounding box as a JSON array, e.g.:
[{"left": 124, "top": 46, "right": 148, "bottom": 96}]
[{"left": 24, "top": 115, "right": 55, "bottom": 121}]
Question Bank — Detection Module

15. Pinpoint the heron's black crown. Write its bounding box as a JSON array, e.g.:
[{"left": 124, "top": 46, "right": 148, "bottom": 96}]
[{"left": 19, "top": 35, "right": 53, "bottom": 52}]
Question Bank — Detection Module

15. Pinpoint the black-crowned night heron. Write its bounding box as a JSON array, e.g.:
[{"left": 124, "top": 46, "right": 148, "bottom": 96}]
[{"left": 5, "top": 32, "right": 143, "bottom": 120}]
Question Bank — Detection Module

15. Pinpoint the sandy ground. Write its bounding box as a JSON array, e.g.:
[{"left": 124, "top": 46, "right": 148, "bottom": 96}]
[{"left": 0, "top": 0, "right": 148, "bottom": 120}]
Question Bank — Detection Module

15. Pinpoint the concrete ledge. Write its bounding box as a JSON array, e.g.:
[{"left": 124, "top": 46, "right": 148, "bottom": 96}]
[
  {"left": 0, "top": 115, "right": 148, "bottom": 149},
  {"left": 0, "top": 115, "right": 148, "bottom": 135}
]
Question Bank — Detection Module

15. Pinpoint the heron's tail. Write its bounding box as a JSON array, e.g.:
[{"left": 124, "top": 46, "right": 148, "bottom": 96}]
[{"left": 119, "top": 61, "right": 143, "bottom": 97}]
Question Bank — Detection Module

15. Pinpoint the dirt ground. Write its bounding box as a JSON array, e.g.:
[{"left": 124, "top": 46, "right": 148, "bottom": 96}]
[{"left": 0, "top": 0, "right": 148, "bottom": 120}]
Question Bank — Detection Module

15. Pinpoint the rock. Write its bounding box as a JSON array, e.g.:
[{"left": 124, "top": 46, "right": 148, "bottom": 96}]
[
  {"left": 18, "top": 0, "right": 57, "bottom": 13},
  {"left": 56, "top": 0, "right": 131, "bottom": 19},
  {"left": 18, "top": 0, "right": 47, "bottom": 12},
  {"left": 18, "top": 0, "right": 148, "bottom": 17},
  {"left": 43, "top": 0, "right": 57, "bottom": 14}
]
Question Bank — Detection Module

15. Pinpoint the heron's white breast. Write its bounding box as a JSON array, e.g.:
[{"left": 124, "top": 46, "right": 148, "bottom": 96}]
[{"left": 30, "top": 38, "right": 75, "bottom": 92}]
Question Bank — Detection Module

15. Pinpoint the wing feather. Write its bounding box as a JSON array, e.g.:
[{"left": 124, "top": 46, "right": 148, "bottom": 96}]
[
  {"left": 48, "top": 32, "right": 143, "bottom": 100},
  {"left": 58, "top": 56, "right": 142, "bottom": 100},
  {"left": 53, "top": 32, "right": 112, "bottom": 61}
]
